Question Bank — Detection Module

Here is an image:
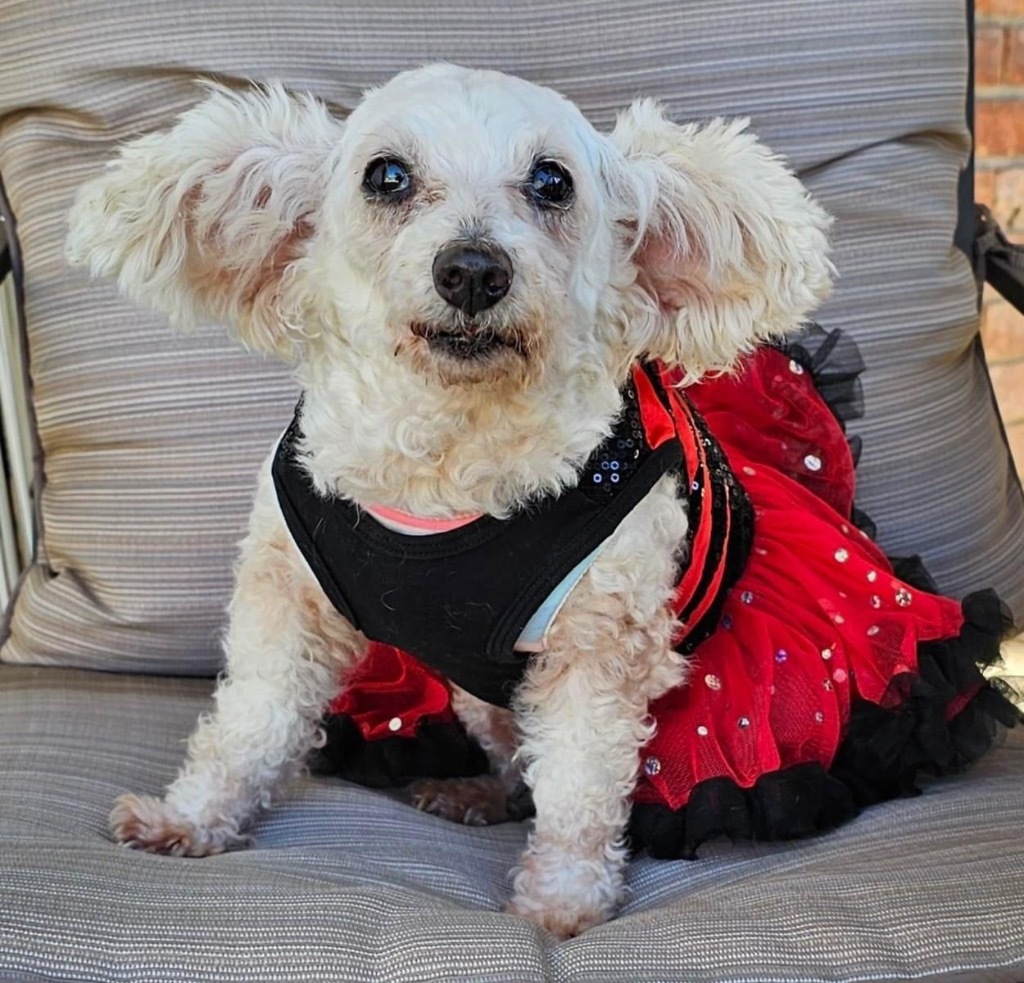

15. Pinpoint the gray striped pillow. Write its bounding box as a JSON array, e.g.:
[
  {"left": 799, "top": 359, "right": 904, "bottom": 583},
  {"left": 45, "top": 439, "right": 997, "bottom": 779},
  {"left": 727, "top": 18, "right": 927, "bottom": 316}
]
[{"left": 1, "top": 0, "right": 1022, "bottom": 674}]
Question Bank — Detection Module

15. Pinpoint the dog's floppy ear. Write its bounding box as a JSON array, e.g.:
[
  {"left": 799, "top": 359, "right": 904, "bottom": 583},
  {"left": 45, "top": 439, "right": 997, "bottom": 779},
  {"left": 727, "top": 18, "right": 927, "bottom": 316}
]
[
  {"left": 611, "top": 100, "right": 833, "bottom": 382},
  {"left": 67, "top": 83, "right": 343, "bottom": 360}
]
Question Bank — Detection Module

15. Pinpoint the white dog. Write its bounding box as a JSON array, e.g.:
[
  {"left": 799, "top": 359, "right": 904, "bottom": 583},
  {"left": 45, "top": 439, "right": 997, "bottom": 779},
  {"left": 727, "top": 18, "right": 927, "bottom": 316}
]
[{"left": 67, "top": 63, "right": 832, "bottom": 937}]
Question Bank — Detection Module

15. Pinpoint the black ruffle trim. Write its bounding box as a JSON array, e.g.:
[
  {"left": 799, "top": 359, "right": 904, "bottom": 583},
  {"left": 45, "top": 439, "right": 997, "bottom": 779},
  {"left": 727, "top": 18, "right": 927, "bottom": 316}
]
[
  {"left": 311, "top": 715, "right": 488, "bottom": 789},
  {"left": 629, "top": 764, "right": 858, "bottom": 860},
  {"left": 629, "top": 589, "right": 1021, "bottom": 859},
  {"left": 773, "top": 322, "right": 877, "bottom": 536},
  {"left": 775, "top": 323, "right": 865, "bottom": 424}
]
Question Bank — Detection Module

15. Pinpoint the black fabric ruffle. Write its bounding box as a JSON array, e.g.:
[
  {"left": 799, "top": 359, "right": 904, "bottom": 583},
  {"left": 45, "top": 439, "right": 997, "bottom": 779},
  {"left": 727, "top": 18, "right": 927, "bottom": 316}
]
[
  {"left": 773, "top": 322, "right": 879, "bottom": 536},
  {"left": 828, "top": 588, "right": 1020, "bottom": 806},
  {"left": 775, "top": 322, "right": 865, "bottom": 424},
  {"left": 311, "top": 715, "right": 488, "bottom": 788},
  {"left": 628, "top": 764, "right": 857, "bottom": 860},
  {"left": 629, "top": 588, "right": 1021, "bottom": 859}
]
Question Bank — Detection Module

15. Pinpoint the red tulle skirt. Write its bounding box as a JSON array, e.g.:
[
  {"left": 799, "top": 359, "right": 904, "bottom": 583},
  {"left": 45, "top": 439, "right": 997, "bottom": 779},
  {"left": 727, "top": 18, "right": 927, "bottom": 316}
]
[{"left": 633, "top": 349, "right": 964, "bottom": 810}]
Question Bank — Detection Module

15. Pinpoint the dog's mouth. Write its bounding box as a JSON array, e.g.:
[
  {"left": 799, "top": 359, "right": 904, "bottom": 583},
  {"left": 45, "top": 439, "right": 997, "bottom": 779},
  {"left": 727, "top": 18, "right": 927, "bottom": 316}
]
[{"left": 411, "top": 322, "right": 524, "bottom": 362}]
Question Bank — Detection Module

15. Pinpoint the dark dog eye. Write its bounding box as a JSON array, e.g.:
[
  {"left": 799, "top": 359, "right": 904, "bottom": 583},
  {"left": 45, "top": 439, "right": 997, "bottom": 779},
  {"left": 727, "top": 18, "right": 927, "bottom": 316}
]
[
  {"left": 528, "top": 160, "right": 574, "bottom": 207},
  {"left": 363, "top": 157, "right": 411, "bottom": 197}
]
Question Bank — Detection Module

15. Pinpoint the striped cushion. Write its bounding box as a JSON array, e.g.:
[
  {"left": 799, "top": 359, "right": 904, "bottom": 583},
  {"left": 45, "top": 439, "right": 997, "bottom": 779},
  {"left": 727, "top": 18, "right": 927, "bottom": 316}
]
[
  {"left": 1, "top": 0, "right": 1022, "bottom": 674},
  {"left": 1, "top": 664, "right": 1022, "bottom": 981}
]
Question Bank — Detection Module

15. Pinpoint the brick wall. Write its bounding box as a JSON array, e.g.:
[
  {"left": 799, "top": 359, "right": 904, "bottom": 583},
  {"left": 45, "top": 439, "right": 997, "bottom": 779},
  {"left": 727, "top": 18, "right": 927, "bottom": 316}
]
[{"left": 977, "top": 0, "right": 1024, "bottom": 478}]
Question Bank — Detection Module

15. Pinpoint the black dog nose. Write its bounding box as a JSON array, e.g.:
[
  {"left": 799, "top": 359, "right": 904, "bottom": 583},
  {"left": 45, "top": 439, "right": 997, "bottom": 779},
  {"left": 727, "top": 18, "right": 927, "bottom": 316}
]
[{"left": 432, "top": 243, "right": 513, "bottom": 316}]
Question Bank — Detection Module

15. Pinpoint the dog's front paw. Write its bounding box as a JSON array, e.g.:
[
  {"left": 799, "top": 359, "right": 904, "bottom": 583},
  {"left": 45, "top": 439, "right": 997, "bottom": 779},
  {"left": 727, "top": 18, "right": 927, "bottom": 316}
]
[
  {"left": 109, "top": 794, "right": 247, "bottom": 857},
  {"left": 410, "top": 776, "right": 511, "bottom": 826},
  {"left": 505, "top": 888, "right": 611, "bottom": 939},
  {"left": 506, "top": 854, "right": 621, "bottom": 939}
]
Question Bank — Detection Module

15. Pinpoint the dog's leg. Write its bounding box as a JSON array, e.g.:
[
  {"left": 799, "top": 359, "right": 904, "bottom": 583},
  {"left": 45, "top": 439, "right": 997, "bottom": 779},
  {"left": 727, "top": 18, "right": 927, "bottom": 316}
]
[
  {"left": 410, "top": 686, "right": 522, "bottom": 825},
  {"left": 507, "top": 476, "right": 689, "bottom": 938},
  {"left": 506, "top": 619, "right": 680, "bottom": 936},
  {"left": 110, "top": 472, "right": 367, "bottom": 856}
]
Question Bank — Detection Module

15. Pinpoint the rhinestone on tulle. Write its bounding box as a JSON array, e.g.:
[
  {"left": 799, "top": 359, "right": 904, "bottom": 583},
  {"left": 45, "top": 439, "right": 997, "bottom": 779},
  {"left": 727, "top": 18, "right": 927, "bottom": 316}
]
[
  {"left": 867, "top": 625, "right": 880, "bottom": 637},
  {"left": 690, "top": 479, "right": 700, "bottom": 492},
  {"left": 740, "top": 590, "right": 754, "bottom": 604},
  {"left": 643, "top": 757, "right": 661, "bottom": 777},
  {"left": 823, "top": 679, "right": 833, "bottom": 692},
  {"left": 742, "top": 465, "right": 756, "bottom": 476},
  {"left": 833, "top": 668, "right": 848, "bottom": 684},
  {"left": 867, "top": 570, "right": 878, "bottom": 583},
  {"left": 704, "top": 673, "right": 722, "bottom": 691},
  {"left": 814, "top": 711, "right": 825, "bottom": 723},
  {"left": 841, "top": 523, "right": 850, "bottom": 534},
  {"left": 388, "top": 716, "right": 403, "bottom": 733},
  {"left": 832, "top": 613, "right": 845, "bottom": 625},
  {"left": 804, "top": 454, "right": 822, "bottom": 472},
  {"left": 721, "top": 615, "right": 733, "bottom": 630},
  {"left": 821, "top": 647, "right": 833, "bottom": 660},
  {"left": 895, "top": 587, "right": 912, "bottom": 607},
  {"left": 870, "top": 595, "right": 881, "bottom": 609},
  {"left": 738, "top": 716, "right": 751, "bottom": 729},
  {"left": 775, "top": 649, "right": 788, "bottom": 663},
  {"left": 696, "top": 725, "right": 709, "bottom": 737},
  {"left": 834, "top": 548, "right": 849, "bottom": 563},
  {"left": 789, "top": 359, "right": 805, "bottom": 375}
]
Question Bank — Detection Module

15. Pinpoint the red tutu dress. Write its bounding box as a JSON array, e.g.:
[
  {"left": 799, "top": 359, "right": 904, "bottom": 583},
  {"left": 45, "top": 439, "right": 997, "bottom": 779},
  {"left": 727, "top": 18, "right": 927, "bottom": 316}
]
[{"left": 312, "top": 329, "right": 1019, "bottom": 858}]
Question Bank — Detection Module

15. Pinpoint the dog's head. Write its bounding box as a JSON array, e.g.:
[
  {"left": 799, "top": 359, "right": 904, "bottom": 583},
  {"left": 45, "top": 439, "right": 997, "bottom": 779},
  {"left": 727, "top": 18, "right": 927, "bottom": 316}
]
[{"left": 68, "top": 63, "right": 831, "bottom": 396}]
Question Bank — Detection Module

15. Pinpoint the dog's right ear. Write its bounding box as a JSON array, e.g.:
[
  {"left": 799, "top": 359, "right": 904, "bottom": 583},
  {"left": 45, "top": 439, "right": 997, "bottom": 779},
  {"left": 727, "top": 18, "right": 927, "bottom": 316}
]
[{"left": 66, "top": 83, "right": 343, "bottom": 360}]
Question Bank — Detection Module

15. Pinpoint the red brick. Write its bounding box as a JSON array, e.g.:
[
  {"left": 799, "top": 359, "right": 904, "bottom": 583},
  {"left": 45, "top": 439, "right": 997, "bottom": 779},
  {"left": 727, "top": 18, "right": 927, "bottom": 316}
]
[
  {"left": 978, "top": 0, "right": 1024, "bottom": 16},
  {"left": 994, "top": 167, "right": 1024, "bottom": 229},
  {"left": 990, "top": 359, "right": 1024, "bottom": 425},
  {"left": 976, "top": 101, "right": 1024, "bottom": 158},
  {"left": 977, "top": 26, "right": 1006, "bottom": 86},
  {"left": 982, "top": 298, "right": 1024, "bottom": 361},
  {"left": 976, "top": 169, "right": 997, "bottom": 205},
  {"left": 1006, "top": 28, "right": 1024, "bottom": 83}
]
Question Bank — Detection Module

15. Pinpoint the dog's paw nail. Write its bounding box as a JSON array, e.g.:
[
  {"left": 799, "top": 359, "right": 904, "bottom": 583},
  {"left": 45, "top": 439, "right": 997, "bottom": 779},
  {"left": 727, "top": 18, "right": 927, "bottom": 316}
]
[{"left": 409, "top": 777, "right": 508, "bottom": 826}]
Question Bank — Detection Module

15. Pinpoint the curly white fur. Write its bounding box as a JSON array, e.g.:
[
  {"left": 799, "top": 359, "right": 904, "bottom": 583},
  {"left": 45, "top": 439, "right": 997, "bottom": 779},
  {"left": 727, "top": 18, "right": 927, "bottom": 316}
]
[{"left": 67, "top": 63, "right": 832, "bottom": 938}]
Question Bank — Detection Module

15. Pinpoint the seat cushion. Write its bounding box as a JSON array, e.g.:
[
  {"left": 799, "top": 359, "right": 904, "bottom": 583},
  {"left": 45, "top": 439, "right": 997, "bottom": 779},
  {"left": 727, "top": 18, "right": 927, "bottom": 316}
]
[
  {"left": 1, "top": 0, "right": 1023, "bottom": 675},
  {"left": 0, "top": 665, "right": 1022, "bottom": 982}
]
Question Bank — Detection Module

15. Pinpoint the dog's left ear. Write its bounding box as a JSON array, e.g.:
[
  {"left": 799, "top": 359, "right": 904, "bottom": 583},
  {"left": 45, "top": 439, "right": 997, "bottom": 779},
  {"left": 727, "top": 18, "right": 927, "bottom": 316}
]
[{"left": 610, "top": 100, "right": 833, "bottom": 381}]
